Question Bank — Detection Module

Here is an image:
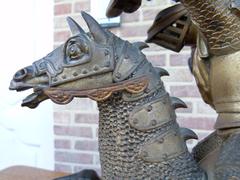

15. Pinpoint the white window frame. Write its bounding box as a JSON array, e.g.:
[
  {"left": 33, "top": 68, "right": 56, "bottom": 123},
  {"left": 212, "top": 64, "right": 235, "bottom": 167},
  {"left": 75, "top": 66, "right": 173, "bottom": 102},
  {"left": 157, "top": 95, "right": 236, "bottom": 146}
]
[{"left": 91, "top": 0, "right": 121, "bottom": 28}]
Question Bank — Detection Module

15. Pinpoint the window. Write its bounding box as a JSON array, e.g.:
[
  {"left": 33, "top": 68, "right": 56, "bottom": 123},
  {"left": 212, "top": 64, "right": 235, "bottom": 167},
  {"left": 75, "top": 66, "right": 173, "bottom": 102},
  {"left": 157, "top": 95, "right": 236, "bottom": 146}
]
[{"left": 91, "top": 0, "right": 120, "bottom": 28}]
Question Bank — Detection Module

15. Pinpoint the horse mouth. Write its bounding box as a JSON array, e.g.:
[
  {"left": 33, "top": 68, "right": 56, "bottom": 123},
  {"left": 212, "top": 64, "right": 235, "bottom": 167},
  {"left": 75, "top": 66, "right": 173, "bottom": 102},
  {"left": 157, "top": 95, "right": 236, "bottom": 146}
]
[
  {"left": 21, "top": 89, "right": 46, "bottom": 108},
  {"left": 9, "top": 80, "right": 49, "bottom": 109}
]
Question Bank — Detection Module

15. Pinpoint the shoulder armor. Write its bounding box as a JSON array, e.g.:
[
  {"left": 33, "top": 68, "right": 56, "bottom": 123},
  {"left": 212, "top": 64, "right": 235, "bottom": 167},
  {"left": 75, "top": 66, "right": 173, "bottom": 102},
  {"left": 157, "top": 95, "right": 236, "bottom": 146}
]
[
  {"left": 139, "top": 128, "right": 187, "bottom": 163},
  {"left": 129, "top": 93, "right": 175, "bottom": 131}
]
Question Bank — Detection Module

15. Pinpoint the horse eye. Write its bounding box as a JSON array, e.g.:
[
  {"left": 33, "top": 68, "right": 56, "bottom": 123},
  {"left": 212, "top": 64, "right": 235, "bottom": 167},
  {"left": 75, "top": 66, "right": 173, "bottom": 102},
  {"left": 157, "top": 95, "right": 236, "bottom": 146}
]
[{"left": 67, "top": 44, "right": 83, "bottom": 60}]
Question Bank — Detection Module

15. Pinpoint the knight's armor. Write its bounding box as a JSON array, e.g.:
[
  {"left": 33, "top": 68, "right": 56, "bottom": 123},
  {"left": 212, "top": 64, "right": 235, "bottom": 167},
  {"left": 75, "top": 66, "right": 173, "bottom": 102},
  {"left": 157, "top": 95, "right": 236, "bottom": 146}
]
[
  {"left": 183, "top": 0, "right": 240, "bottom": 130},
  {"left": 145, "top": 1, "right": 240, "bottom": 178},
  {"left": 147, "top": 1, "right": 240, "bottom": 131}
]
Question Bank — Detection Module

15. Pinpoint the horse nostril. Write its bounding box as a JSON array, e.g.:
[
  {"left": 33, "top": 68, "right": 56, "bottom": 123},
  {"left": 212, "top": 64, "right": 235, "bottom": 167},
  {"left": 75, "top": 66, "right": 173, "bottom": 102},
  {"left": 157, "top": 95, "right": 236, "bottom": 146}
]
[{"left": 14, "top": 68, "right": 28, "bottom": 81}]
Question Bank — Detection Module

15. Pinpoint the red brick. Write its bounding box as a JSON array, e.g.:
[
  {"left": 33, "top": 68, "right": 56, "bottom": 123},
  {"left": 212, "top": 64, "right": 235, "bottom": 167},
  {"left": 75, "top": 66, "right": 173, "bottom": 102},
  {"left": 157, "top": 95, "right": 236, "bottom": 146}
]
[
  {"left": 55, "top": 139, "right": 71, "bottom": 149},
  {"left": 94, "top": 154, "right": 100, "bottom": 165},
  {"left": 54, "top": 4, "right": 72, "bottom": 15},
  {"left": 120, "top": 25, "right": 149, "bottom": 38},
  {"left": 163, "top": 68, "right": 194, "bottom": 83},
  {"left": 143, "top": 43, "right": 166, "bottom": 52},
  {"left": 147, "top": 54, "right": 166, "bottom": 66},
  {"left": 95, "top": 128, "right": 99, "bottom": 138},
  {"left": 197, "top": 101, "right": 216, "bottom": 115},
  {"left": 170, "top": 85, "right": 201, "bottom": 98},
  {"left": 177, "top": 117, "right": 216, "bottom": 130},
  {"left": 75, "top": 113, "right": 99, "bottom": 124},
  {"left": 54, "top": 125, "right": 93, "bottom": 138},
  {"left": 55, "top": 151, "right": 93, "bottom": 164},
  {"left": 75, "top": 140, "right": 98, "bottom": 151},
  {"left": 55, "top": 163, "right": 72, "bottom": 173},
  {"left": 121, "top": 11, "right": 140, "bottom": 23},
  {"left": 54, "top": 16, "right": 68, "bottom": 29},
  {"left": 74, "top": 1, "right": 90, "bottom": 12},
  {"left": 54, "top": 98, "right": 96, "bottom": 111},
  {"left": 170, "top": 53, "right": 191, "bottom": 66},
  {"left": 54, "top": 112, "right": 71, "bottom": 124},
  {"left": 54, "top": 31, "right": 70, "bottom": 42}
]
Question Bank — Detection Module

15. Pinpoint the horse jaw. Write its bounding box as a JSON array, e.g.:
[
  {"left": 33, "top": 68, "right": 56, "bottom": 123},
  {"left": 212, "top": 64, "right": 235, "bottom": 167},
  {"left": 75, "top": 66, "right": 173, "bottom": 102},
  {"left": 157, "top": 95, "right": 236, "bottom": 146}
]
[{"left": 9, "top": 66, "right": 50, "bottom": 108}]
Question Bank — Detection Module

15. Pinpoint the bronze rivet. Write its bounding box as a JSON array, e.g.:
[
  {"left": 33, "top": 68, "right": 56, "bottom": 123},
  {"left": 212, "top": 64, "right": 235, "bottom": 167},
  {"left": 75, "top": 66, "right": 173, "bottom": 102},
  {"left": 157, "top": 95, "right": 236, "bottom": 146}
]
[
  {"left": 73, "top": 72, "right": 78, "bottom": 77},
  {"left": 133, "top": 118, "right": 138, "bottom": 124},
  {"left": 115, "top": 72, "right": 121, "bottom": 79},
  {"left": 146, "top": 105, "right": 152, "bottom": 112},
  {"left": 158, "top": 138, "right": 164, "bottom": 144},
  {"left": 162, "top": 154, "right": 168, "bottom": 160},
  {"left": 62, "top": 75, "right": 66, "bottom": 79},
  {"left": 142, "top": 151, "right": 148, "bottom": 158},
  {"left": 170, "top": 176, "right": 177, "bottom": 180},
  {"left": 93, "top": 65, "right": 99, "bottom": 71},
  {"left": 104, "top": 50, "right": 109, "bottom": 56},
  {"left": 104, "top": 61, "right": 111, "bottom": 67},
  {"left": 151, "top": 119, "right": 157, "bottom": 126},
  {"left": 82, "top": 69, "right": 88, "bottom": 74},
  {"left": 144, "top": 88, "right": 150, "bottom": 93},
  {"left": 39, "top": 62, "right": 45, "bottom": 69},
  {"left": 162, "top": 98, "right": 167, "bottom": 104}
]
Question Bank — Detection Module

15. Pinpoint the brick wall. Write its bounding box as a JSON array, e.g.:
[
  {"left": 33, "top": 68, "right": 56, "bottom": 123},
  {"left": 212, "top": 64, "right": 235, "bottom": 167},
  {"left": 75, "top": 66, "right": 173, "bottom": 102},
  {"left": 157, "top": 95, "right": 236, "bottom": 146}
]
[{"left": 53, "top": 0, "right": 217, "bottom": 175}]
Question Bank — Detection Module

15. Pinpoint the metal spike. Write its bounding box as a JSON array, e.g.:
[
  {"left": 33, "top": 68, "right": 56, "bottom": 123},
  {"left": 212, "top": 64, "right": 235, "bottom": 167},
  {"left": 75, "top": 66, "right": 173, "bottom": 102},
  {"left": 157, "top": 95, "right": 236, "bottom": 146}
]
[
  {"left": 180, "top": 127, "right": 198, "bottom": 142},
  {"left": 154, "top": 67, "right": 169, "bottom": 77},
  {"left": 133, "top": 42, "right": 149, "bottom": 50},
  {"left": 81, "top": 11, "right": 107, "bottom": 44},
  {"left": 66, "top": 17, "right": 85, "bottom": 35},
  {"left": 171, "top": 97, "right": 187, "bottom": 109}
]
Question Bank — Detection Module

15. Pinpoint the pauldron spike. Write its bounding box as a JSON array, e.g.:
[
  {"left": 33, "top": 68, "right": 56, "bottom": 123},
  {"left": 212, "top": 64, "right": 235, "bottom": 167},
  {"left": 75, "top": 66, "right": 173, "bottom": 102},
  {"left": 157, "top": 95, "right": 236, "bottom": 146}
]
[
  {"left": 133, "top": 42, "right": 149, "bottom": 50},
  {"left": 180, "top": 127, "right": 198, "bottom": 142},
  {"left": 154, "top": 67, "right": 169, "bottom": 77},
  {"left": 171, "top": 97, "right": 187, "bottom": 109}
]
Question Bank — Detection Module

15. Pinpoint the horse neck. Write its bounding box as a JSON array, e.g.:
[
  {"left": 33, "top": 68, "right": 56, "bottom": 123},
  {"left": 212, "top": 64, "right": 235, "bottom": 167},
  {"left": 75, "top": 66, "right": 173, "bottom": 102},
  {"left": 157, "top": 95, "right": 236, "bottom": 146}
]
[{"left": 96, "top": 78, "right": 204, "bottom": 178}]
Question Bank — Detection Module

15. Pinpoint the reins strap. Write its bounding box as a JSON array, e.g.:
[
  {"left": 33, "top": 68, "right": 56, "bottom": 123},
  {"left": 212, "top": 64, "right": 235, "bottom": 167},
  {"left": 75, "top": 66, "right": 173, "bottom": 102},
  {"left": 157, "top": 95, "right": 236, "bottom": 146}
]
[{"left": 44, "top": 76, "right": 149, "bottom": 104}]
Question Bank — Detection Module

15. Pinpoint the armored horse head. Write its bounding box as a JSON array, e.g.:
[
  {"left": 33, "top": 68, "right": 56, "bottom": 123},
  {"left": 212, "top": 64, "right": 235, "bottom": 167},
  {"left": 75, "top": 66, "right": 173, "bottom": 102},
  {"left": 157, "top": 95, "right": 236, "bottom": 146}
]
[{"left": 9, "top": 12, "right": 155, "bottom": 108}]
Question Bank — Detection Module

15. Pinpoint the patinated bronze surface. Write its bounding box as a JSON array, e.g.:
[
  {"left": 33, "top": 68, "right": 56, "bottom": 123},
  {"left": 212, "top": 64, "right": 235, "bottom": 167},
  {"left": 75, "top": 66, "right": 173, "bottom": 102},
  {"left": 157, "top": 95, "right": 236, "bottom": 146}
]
[
  {"left": 107, "top": 0, "right": 240, "bottom": 179},
  {"left": 8, "top": 0, "right": 240, "bottom": 179},
  {"left": 9, "top": 12, "right": 205, "bottom": 179}
]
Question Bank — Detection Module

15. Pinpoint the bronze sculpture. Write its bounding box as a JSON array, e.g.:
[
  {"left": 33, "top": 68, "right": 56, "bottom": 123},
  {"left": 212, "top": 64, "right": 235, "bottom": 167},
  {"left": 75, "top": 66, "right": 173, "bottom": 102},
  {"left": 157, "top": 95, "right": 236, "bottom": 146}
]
[
  {"left": 8, "top": 0, "right": 240, "bottom": 179},
  {"left": 9, "top": 11, "right": 205, "bottom": 179},
  {"left": 107, "top": 0, "right": 240, "bottom": 179}
]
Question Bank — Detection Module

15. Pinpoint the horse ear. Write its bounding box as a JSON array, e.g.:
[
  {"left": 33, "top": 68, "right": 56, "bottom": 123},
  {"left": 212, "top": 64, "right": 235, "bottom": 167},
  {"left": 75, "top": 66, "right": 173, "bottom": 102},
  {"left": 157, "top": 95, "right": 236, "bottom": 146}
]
[
  {"left": 81, "top": 11, "right": 107, "bottom": 44},
  {"left": 67, "top": 17, "right": 85, "bottom": 35}
]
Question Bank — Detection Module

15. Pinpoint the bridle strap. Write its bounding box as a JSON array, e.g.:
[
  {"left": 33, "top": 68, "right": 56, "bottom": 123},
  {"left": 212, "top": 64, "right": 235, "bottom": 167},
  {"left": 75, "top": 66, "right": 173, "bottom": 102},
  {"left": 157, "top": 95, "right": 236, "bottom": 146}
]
[{"left": 44, "top": 75, "right": 149, "bottom": 104}]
